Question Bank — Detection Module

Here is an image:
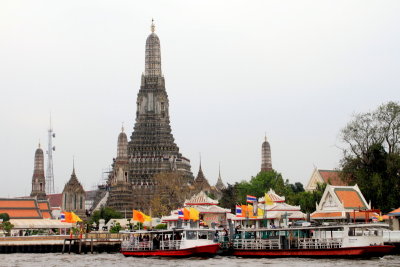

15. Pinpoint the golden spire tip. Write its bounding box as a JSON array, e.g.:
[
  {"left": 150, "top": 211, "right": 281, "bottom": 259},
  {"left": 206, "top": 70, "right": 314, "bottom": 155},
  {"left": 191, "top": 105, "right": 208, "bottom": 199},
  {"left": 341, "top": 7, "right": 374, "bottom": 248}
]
[{"left": 151, "top": 18, "right": 155, "bottom": 33}]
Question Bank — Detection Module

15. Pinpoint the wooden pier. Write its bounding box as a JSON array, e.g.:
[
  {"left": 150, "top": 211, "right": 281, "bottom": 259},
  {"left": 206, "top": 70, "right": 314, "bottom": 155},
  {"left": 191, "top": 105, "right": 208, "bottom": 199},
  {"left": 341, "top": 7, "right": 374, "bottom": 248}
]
[{"left": 0, "top": 233, "right": 129, "bottom": 254}]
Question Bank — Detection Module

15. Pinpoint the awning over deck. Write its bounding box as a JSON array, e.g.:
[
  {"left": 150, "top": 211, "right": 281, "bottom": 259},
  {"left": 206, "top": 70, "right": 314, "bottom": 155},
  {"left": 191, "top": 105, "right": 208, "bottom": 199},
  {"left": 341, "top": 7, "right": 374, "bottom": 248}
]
[{"left": 9, "top": 219, "right": 73, "bottom": 229}]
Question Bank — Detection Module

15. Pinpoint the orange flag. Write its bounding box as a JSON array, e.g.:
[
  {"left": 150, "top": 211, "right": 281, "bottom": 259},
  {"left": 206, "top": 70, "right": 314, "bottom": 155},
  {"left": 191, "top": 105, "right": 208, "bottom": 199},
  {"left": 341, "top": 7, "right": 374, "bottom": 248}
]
[
  {"left": 64, "top": 212, "right": 72, "bottom": 223},
  {"left": 183, "top": 208, "right": 190, "bottom": 220},
  {"left": 242, "top": 205, "right": 248, "bottom": 218},
  {"left": 133, "top": 210, "right": 145, "bottom": 223}
]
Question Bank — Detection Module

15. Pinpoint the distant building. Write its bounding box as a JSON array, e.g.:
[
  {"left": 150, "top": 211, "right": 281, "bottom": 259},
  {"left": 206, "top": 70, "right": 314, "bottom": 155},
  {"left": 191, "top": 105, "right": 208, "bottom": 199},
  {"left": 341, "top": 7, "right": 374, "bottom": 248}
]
[
  {"left": 215, "top": 165, "right": 226, "bottom": 191},
  {"left": 261, "top": 136, "right": 272, "bottom": 172},
  {"left": 193, "top": 163, "right": 211, "bottom": 193},
  {"left": 161, "top": 191, "right": 231, "bottom": 229},
  {"left": 311, "top": 184, "right": 376, "bottom": 222},
  {"left": 61, "top": 166, "right": 86, "bottom": 219},
  {"left": 305, "top": 169, "right": 348, "bottom": 191},
  {"left": 30, "top": 144, "right": 47, "bottom": 200},
  {"left": 232, "top": 189, "right": 305, "bottom": 228}
]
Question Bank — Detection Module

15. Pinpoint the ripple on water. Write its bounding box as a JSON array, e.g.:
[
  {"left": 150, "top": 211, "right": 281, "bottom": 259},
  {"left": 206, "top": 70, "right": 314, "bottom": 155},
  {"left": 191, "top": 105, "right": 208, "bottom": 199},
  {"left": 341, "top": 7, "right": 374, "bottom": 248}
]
[{"left": 0, "top": 253, "right": 399, "bottom": 267}]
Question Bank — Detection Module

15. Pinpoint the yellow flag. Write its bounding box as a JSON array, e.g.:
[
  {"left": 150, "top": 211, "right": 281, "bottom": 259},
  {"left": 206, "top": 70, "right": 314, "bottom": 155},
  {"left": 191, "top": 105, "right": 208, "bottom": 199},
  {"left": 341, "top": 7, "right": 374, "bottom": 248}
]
[
  {"left": 189, "top": 207, "right": 200, "bottom": 221},
  {"left": 70, "top": 212, "right": 82, "bottom": 223},
  {"left": 144, "top": 214, "right": 152, "bottom": 222},
  {"left": 265, "top": 193, "right": 274, "bottom": 206},
  {"left": 258, "top": 208, "right": 264, "bottom": 217}
]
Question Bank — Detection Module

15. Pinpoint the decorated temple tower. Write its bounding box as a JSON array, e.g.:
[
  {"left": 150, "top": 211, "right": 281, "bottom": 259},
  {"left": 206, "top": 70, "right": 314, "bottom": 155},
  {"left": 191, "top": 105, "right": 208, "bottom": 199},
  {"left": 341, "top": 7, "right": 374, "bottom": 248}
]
[
  {"left": 30, "top": 144, "right": 47, "bottom": 200},
  {"left": 261, "top": 136, "right": 273, "bottom": 172},
  {"left": 128, "top": 21, "right": 193, "bottom": 212},
  {"left": 107, "top": 126, "right": 133, "bottom": 215}
]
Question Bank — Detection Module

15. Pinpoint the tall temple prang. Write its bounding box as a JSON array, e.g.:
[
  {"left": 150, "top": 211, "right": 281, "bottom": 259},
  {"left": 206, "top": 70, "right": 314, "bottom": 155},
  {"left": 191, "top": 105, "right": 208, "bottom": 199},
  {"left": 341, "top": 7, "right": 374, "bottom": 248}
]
[
  {"left": 30, "top": 143, "right": 47, "bottom": 200},
  {"left": 127, "top": 21, "right": 193, "bottom": 212},
  {"left": 107, "top": 126, "right": 133, "bottom": 215},
  {"left": 261, "top": 135, "right": 272, "bottom": 172}
]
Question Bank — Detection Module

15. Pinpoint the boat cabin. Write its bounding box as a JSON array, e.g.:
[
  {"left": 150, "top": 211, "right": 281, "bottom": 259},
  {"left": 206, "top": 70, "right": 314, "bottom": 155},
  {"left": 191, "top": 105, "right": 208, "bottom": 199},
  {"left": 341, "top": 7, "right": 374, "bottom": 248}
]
[{"left": 233, "top": 223, "right": 388, "bottom": 250}]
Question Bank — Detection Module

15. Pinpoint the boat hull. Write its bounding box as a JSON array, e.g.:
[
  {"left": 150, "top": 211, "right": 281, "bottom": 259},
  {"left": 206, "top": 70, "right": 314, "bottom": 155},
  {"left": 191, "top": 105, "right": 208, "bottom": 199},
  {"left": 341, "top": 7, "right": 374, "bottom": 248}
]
[
  {"left": 121, "top": 243, "right": 220, "bottom": 257},
  {"left": 232, "top": 245, "right": 395, "bottom": 258}
]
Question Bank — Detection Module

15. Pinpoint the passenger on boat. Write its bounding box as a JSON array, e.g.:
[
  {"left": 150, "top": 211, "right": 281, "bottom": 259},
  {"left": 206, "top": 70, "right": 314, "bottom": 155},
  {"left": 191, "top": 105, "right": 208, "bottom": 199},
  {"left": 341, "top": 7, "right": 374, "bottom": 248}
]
[{"left": 153, "top": 235, "right": 160, "bottom": 249}]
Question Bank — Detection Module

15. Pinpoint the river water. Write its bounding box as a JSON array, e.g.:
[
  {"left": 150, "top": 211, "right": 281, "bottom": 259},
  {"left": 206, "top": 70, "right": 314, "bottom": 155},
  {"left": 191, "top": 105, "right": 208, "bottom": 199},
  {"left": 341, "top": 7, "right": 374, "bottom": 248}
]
[{"left": 1, "top": 253, "right": 400, "bottom": 267}]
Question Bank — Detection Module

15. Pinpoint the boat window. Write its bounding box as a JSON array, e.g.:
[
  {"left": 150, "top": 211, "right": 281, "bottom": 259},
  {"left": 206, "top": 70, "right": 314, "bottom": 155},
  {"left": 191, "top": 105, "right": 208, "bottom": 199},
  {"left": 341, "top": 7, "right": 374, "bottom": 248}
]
[
  {"left": 198, "top": 232, "right": 207, "bottom": 239},
  {"left": 208, "top": 231, "right": 214, "bottom": 240},
  {"left": 348, "top": 227, "right": 355, "bottom": 236},
  {"left": 186, "top": 231, "right": 197, "bottom": 240}
]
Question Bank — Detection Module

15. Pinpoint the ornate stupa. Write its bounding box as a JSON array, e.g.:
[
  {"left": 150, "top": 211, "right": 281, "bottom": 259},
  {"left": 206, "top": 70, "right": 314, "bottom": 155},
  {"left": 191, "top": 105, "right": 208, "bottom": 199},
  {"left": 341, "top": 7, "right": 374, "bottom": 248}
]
[
  {"left": 215, "top": 164, "right": 226, "bottom": 191},
  {"left": 193, "top": 161, "right": 211, "bottom": 192},
  {"left": 30, "top": 143, "right": 47, "bottom": 200},
  {"left": 107, "top": 126, "right": 133, "bottom": 215},
  {"left": 261, "top": 135, "right": 272, "bottom": 172},
  {"left": 127, "top": 21, "right": 193, "bottom": 212}
]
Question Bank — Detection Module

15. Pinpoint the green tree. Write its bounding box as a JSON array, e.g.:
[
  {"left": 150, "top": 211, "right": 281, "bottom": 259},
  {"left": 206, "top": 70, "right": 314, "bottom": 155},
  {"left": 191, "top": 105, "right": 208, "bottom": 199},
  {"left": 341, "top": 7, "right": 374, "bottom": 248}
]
[
  {"left": 0, "top": 213, "right": 10, "bottom": 222},
  {"left": 219, "top": 183, "right": 239, "bottom": 212},
  {"left": 340, "top": 101, "right": 400, "bottom": 212},
  {"left": 287, "top": 183, "right": 326, "bottom": 213},
  {"left": 155, "top": 223, "right": 167, "bottom": 229},
  {"left": 89, "top": 207, "right": 123, "bottom": 225},
  {"left": 0, "top": 221, "right": 14, "bottom": 236},
  {"left": 235, "top": 170, "right": 292, "bottom": 203},
  {"left": 150, "top": 171, "right": 192, "bottom": 217},
  {"left": 109, "top": 222, "right": 122, "bottom": 233}
]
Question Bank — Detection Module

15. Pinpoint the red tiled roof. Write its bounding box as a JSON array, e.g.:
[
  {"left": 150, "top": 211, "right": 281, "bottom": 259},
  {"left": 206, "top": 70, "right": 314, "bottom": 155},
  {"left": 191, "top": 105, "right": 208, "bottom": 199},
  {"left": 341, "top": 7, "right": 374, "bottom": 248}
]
[
  {"left": 47, "top": 193, "right": 62, "bottom": 207},
  {"left": 0, "top": 209, "right": 42, "bottom": 219},
  {"left": 334, "top": 189, "right": 367, "bottom": 209},
  {"left": 38, "top": 202, "right": 50, "bottom": 210},
  {"left": 0, "top": 199, "right": 36, "bottom": 208},
  {"left": 41, "top": 211, "right": 52, "bottom": 219},
  {"left": 319, "top": 170, "right": 348, "bottom": 186},
  {"left": 388, "top": 207, "right": 400, "bottom": 215},
  {"left": 0, "top": 198, "right": 46, "bottom": 219}
]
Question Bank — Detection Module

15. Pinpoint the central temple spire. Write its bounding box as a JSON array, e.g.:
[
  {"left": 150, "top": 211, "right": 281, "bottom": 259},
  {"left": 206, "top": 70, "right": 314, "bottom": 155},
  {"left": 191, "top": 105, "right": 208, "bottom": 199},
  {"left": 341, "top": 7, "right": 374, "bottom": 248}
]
[
  {"left": 144, "top": 19, "right": 162, "bottom": 77},
  {"left": 124, "top": 22, "right": 193, "bottom": 213}
]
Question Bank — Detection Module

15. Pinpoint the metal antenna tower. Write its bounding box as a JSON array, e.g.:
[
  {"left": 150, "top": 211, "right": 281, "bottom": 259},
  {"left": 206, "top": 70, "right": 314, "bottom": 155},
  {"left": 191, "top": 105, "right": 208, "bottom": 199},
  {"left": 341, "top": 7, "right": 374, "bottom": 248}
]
[{"left": 46, "top": 115, "right": 56, "bottom": 194}]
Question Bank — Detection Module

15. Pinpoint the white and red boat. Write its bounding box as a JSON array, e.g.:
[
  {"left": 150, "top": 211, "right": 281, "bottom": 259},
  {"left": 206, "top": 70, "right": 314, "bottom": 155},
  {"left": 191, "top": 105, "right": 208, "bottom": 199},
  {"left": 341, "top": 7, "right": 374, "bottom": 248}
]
[
  {"left": 121, "top": 228, "right": 220, "bottom": 257},
  {"left": 232, "top": 223, "right": 394, "bottom": 257}
]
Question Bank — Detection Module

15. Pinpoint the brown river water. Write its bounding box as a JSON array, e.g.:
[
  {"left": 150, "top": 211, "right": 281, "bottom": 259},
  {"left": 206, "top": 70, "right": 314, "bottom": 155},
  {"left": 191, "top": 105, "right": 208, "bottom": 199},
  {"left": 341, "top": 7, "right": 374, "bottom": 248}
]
[{"left": 1, "top": 254, "right": 400, "bottom": 267}]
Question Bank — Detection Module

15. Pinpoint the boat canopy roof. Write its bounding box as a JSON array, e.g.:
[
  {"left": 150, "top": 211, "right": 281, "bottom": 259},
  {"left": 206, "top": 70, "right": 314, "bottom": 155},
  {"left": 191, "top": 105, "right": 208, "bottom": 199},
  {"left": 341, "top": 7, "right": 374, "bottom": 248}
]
[
  {"left": 122, "top": 228, "right": 217, "bottom": 234},
  {"left": 237, "top": 223, "right": 390, "bottom": 232}
]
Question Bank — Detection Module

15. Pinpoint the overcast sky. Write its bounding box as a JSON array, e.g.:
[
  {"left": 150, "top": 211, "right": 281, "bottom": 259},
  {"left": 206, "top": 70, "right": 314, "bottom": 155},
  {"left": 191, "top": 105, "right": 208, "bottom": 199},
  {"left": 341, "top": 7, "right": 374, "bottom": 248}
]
[{"left": 0, "top": 0, "right": 399, "bottom": 197}]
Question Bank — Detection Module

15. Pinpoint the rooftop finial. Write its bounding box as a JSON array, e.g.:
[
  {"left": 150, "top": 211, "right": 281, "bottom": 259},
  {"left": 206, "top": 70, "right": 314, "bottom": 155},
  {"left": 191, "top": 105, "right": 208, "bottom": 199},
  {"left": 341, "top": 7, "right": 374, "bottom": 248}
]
[
  {"left": 121, "top": 122, "right": 124, "bottom": 132},
  {"left": 265, "top": 132, "right": 267, "bottom": 142},
  {"left": 199, "top": 152, "right": 202, "bottom": 170},
  {"left": 151, "top": 18, "right": 155, "bottom": 33},
  {"left": 38, "top": 140, "right": 41, "bottom": 148},
  {"left": 72, "top": 156, "right": 75, "bottom": 174}
]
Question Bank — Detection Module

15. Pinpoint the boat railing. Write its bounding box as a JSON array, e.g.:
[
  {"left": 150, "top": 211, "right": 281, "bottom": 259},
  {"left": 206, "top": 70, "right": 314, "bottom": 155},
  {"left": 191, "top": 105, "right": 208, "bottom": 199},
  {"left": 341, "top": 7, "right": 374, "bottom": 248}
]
[
  {"left": 160, "top": 240, "right": 181, "bottom": 250},
  {"left": 121, "top": 240, "right": 152, "bottom": 251},
  {"left": 298, "top": 238, "right": 343, "bottom": 249},
  {"left": 233, "top": 239, "right": 280, "bottom": 250},
  {"left": 232, "top": 238, "right": 343, "bottom": 250}
]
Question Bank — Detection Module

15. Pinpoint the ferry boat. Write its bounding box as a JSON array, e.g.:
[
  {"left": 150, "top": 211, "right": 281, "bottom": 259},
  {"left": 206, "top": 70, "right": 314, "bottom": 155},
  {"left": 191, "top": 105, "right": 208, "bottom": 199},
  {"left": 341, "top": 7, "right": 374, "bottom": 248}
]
[
  {"left": 232, "top": 223, "right": 395, "bottom": 257},
  {"left": 120, "top": 228, "right": 220, "bottom": 257}
]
